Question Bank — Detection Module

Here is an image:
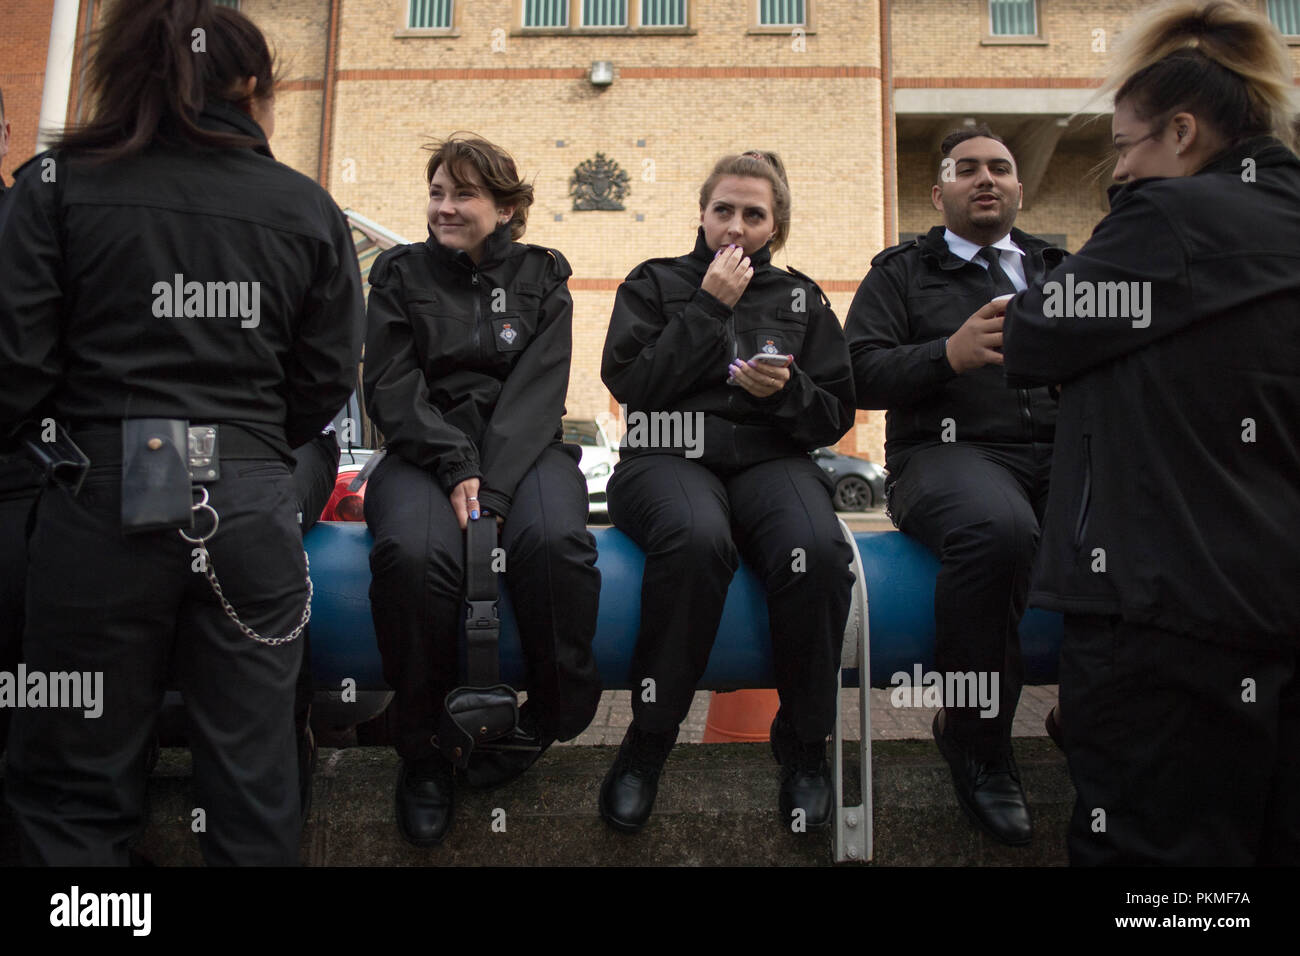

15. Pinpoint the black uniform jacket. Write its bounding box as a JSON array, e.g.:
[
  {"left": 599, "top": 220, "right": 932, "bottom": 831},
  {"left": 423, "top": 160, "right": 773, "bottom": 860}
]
[
  {"left": 363, "top": 223, "right": 574, "bottom": 518},
  {"left": 845, "top": 226, "right": 1065, "bottom": 474},
  {"left": 601, "top": 227, "right": 856, "bottom": 471},
  {"left": 0, "top": 101, "right": 363, "bottom": 460},
  {"left": 1003, "top": 136, "right": 1300, "bottom": 648}
]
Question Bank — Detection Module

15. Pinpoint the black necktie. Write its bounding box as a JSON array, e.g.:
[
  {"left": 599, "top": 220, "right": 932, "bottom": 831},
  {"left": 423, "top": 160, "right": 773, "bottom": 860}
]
[{"left": 978, "top": 247, "right": 1018, "bottom": 297}]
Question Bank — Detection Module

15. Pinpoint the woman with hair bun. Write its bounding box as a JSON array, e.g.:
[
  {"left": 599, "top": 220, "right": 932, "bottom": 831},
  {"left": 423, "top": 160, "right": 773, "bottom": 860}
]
[
  {"left": 1003, "top": 0, "right": 1300, "bottom": 865},
  {"left": 0, "top": 0, "right": 362, "bottom": 864},
  {"left": 599, "top": 150, "right": 856, "bottom": 834},
  {"left": 363, "top": 134, "right": 601, "bottom": 848}
]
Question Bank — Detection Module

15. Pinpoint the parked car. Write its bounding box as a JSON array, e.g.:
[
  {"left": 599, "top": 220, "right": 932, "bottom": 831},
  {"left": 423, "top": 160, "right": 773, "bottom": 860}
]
[
  {"left": 813, "top": 447, "right": 886, "bottom": 512},
  {"left": 563, "top": 417, "right": 619, "bottom": 523}
]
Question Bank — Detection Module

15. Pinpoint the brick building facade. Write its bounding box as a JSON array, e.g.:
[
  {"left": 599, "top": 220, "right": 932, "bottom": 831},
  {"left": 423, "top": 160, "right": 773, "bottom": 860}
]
[{"left": 6, "top": 0, "right": 1300, "bottom": 462}]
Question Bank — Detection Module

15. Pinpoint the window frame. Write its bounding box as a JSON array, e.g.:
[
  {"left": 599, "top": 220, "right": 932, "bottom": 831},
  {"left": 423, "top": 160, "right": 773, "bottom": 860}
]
[
  {"left": 396, "top": 0, "right": 460, "bottom": 37},
  {"left": 514, "top": 0, "right": 694, "bottom": 34},
  {"left": 1262, "top": 0, "right": 1300, "bottom": 41},
  {"left": 748, "top": 0, "right": 816, "bottom": 35},
  {"left": 981, "top": 0, "right": 1046, "bottom": 46}
]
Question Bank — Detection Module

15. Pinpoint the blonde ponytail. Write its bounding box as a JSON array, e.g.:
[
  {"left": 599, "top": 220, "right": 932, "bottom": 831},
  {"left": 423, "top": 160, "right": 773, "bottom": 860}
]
[{"left": 1102, "top": 0, "right": 1296, "bottom": 152}]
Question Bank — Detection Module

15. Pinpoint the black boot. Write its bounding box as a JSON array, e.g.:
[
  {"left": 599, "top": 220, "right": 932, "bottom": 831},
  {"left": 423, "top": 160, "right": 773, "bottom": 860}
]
[
  {"left": 395, "top": 752, "right": 455, "bottom": 847},
  {"left": 599, "top": 724, "right": 677, "bottom": 833},
  {"left": 461, "top": 705, "right": 554, "bottom": 790},
  {"left": 770, "top": 712, "right": 833, "bottom": 831},
  {"left": 932, "top": 710, "right": 1032, "bottom": 846}
]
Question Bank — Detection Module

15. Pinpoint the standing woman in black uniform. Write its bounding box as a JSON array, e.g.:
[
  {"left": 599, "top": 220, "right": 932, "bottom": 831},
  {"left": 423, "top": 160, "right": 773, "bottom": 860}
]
[
  {"left": 0, "top": 0, "right": 363, "bottom": 865},
  {"left": 1003, "top": 0, "right": 1300, "bottom": 864},
  {"left": 600, "top": 151, "right": 857, "bottom": 832},
  {"left": 363, "top": 134, "right": 601, "bottom": 848}
]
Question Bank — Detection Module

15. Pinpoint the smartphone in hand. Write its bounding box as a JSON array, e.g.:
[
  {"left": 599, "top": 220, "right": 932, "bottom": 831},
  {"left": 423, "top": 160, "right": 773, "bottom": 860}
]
[{"left": 747, "top": 353, "right": 792, "bottom": 367}]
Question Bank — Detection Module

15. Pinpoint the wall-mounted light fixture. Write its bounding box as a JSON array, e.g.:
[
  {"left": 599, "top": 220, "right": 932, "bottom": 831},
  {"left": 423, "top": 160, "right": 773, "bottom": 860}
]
[{"left": 590, "top": 61, "right": 614, "bottom": 87}]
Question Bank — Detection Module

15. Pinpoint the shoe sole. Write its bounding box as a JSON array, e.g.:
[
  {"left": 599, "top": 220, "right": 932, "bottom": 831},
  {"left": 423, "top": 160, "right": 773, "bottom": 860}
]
[{"left": 932, "top": 716, "right": 1032, "bottom": 848}]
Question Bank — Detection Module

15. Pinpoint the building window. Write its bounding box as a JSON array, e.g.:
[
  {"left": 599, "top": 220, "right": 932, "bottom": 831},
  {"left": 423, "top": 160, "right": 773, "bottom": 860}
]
[
  {"left": 1268, "top": 0, "right": 1300, "bottom": 35},
  {"left": 525, "top": 0, "right": 569, "bottom": 27},
  {"left": 408, "top": 0, "right": 454, "bottom": 29},
  {"left": 641, "top": 0, "right": 686, "bottom": 26},
  {"left": 759, "top": 0, "right": 805, "bottom": 26},
  {"left": 583, "top": 0, "right": 627, "bottom": 27},
  {"left": 989, "top": 0, "right": 1036, "bottom": 36}
]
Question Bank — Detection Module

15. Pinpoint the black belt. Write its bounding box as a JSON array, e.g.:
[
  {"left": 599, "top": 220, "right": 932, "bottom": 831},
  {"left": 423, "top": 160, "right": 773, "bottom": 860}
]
[{"left": 68, "top": 422, "right": 283, "bottom": 464}]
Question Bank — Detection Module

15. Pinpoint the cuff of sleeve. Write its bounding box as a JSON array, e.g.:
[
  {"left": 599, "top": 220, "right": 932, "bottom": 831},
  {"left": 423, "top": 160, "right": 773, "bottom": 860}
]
[
  {"left": 439, "top": 459, "right": 482, "bottom": 495},
  {"left": 691, "top": 288, "right": 734, "bottom": 321},
  {"left": 476, "top": 487, "right": 511, "bottom": 519},
  {"left": 750, "top": 368, "right": 800, "bottom": 407},
  {"left": 931, "top": 337, "right": 958, "bottom": 379}
]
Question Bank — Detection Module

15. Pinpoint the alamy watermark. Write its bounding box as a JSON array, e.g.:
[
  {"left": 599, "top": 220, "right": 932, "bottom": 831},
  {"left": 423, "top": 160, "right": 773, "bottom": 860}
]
[
  {"left": 889, "top": 665, "right": 1000, "bottom": 718},
  {"left": 1040, "top": 273, "right": 1151, "bottom": 328},
  {"left": 616, "top": 403, "right": 704, "bottom": 459},
  {"left": 50, "top": 886, "right": 150, "bottom": 936},
  {"left": 0, "top": 665, "right": 103, "bottom": 718},
  {"left": 152, "top": 273, "right": 261, "bottom": 328}
]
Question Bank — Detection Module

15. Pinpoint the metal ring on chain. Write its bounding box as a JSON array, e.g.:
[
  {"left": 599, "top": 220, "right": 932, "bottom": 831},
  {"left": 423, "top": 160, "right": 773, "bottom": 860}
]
[{"left": 178, "top": 485, "right": 220, "bottom": 544}]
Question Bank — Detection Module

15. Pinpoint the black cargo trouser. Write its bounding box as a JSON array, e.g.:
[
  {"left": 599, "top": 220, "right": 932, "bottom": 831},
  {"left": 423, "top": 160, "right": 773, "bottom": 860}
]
[
  {"left": 365, "top": 444, "right": 602, "bottom": 760},
  {"left": 289, "top": 433, "right": 341, "bottom": 740},
  {"left": 4, "top": 441, "right": 307, "bottom": 866},
  {"left": 887, "top": 441, "right": 1052, "bottom": 760},
  {"left": 608, "top": 453, "right": 854, "bottom": 742},
  {"left": 0, "top": 457, "right": 42, "bottom": 753},
  {"left": 1061, "top": 614, "right": 1300, "bottom": 866}
]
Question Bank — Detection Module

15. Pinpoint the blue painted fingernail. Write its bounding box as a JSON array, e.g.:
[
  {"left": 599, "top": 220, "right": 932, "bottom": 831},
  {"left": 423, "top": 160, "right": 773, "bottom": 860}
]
[{"left": 470, "top": 509, "right": 480, "bottom": 520}]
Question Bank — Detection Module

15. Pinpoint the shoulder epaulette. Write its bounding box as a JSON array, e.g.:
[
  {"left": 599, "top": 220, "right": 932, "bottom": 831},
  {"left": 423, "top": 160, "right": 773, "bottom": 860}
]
[
  {"left": 785, "top": 264, "right": 832, "bottom": 309},
  {"left": 11, "top": 149, "right": 58, "bottom": 181},
  {"left": 367, "top": 242, "right": 420, "bottom": 286},
  {"left": 541, "top": 246, "right": 572, "bottom": 280},
  {"left": 869, "top": 237, "right": 921, "bottom": 268}
]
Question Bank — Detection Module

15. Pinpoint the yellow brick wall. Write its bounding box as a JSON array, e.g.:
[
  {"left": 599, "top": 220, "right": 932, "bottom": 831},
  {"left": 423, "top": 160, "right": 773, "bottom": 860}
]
[
  {"left": 891, "top": 0, "right": 1147, "bottom": 79},
  {"left": 268, "top": 89, "right": 324, "bottom": 177},
  {"left": 241, "top": 0, "right": 330, "bottom": 79},
  {"left": 337, "top": 0, "right": 881, "bottom": 70}
]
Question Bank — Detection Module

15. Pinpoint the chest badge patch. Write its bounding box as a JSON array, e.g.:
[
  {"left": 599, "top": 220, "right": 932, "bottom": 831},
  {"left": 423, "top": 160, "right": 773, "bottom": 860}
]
[
  {"left": 762, "top": 339, "right": 780, "bottom": 354},
  {"left": 499, "top": 323, "right": 517, "bottom": 345}
]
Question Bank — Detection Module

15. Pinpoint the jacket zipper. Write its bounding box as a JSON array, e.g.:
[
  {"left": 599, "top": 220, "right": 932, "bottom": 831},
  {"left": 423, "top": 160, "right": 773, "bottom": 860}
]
[
  {"left": 1073, "top": 435, "right": 1092, "bottom": 549},
  {"left": 1018, "top": 387, "right": 1032, "bottom": 440},
  {"left": 471, "top": 267, "right": 482, "bottom": 358}
]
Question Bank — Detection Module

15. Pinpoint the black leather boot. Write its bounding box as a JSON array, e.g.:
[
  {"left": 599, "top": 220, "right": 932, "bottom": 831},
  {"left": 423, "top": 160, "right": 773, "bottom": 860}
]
[
  {"left": 395, "top": 752, "right": 455, "bottom": 847},
  {"left": 933, "top": 710, "right": 1032, "bottom": 846},
  {"left": 599, "top": 724, "right": 678, "bottom": 833},
  {"left": 770, "top": 712, "right": 833, "bottom": 830}
]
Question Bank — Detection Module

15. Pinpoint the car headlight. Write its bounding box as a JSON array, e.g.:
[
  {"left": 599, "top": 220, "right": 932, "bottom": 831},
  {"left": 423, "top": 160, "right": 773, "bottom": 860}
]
[{"left": 583, "top": 462, "right": 611, "bottom": 480}]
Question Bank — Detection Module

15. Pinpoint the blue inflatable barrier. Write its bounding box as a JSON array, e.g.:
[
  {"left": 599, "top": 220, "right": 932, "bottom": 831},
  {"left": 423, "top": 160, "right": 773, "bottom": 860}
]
[{"left": 302, "top": 522, "right": 1063, "bottom": 691}]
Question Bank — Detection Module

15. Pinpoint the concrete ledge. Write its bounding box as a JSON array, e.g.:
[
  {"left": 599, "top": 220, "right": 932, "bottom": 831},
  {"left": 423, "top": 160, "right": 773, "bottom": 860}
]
[{"left": 1, "top": 741, "right": 1073, "bottom": 866}]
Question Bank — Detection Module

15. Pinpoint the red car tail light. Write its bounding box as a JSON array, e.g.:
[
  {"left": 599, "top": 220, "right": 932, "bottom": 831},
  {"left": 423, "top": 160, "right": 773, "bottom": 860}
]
[{"left": 321, "top": 470, "right": 368, "bottom": 522}]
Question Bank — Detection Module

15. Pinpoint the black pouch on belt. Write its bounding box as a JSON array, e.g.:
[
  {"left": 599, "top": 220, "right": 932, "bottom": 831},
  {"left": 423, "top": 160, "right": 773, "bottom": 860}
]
[
  {"left": 437, "top": 515, "right": 519, "bottom": 768},
  {"left": 121, "top": 418, "right": 194, "bottom": 533}
]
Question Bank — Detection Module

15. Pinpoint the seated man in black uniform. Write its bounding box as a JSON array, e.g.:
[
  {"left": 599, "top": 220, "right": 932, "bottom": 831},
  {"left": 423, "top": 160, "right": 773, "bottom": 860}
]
[{"left": 845, "top": 126, "right": 1064, "bottom": 846}]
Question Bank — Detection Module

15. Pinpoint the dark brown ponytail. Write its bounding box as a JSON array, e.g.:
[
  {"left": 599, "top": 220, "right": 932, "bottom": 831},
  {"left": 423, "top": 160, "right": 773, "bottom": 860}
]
[{"left": 54, "top": 0, "right": 277, "bottom": 161}]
